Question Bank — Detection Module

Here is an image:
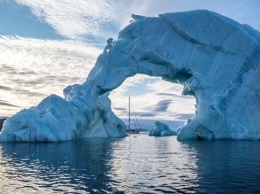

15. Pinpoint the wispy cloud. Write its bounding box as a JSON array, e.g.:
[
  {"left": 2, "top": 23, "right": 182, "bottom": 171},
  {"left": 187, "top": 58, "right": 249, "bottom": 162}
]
[
  {"left": 15, "top": 0, "right": 121, "bottom": 42},
  {"left": 0, "top": 35, "right": 101, "bottom": 116},
  {"left": 111, "top": 75, "right": 195, "bottom": 128},
  {"left": 0, "top": 100, "right": 19, "bottom": 107},
  {"left": 154, "top": 100, "right": 172, "bottom": 112},
  {"left": 13, "top": 0, "right": 154, "bottom": 42}
]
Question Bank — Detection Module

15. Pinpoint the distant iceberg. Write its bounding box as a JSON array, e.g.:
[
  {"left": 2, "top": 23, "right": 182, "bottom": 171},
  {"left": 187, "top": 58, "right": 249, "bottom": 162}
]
[
  {"left": 149, "top": 121, "right": 177, "bottom": 136},
  {"left": 1, "top": 10, "right": 260, "bottom": 142}
]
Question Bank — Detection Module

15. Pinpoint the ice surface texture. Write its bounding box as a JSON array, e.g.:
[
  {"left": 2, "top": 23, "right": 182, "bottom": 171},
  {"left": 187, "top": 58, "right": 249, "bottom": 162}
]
[
  {"left": 1, "top": 10, "right": 260, "bottom": 142},
  {"left": 149, "top": 121, "right": 177, "bottom": 136}
]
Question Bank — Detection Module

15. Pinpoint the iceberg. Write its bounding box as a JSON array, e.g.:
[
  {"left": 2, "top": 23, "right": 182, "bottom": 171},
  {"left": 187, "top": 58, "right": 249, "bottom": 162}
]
[
  {"left": 1, "top": 10, "right": 260, "bottom": 142},
  {"left": 149, "top": 121, "right": 177, "bottom": 136}
]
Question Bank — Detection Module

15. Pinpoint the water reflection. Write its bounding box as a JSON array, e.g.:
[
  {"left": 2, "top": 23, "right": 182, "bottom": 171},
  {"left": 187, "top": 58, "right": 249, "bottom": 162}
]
[
  {"left": 0, "top": 139, "right": 118, "bottom": 193},
  {"left": 182, "top": 140, "right": 260, "bottom": 193},
  {"left": 0, "top": 136, "right": 260, "bottom": 193},
  {"left": 109, "top": 135, "right": 199, "bottom": 193}
]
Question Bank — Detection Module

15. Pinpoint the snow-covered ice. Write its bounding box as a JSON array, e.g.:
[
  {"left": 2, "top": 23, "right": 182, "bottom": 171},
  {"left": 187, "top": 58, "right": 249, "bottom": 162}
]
[
  {"left": 1, "top": 10, "right": 260, "bottom": 142},
  {"left": 149, "top": 121, "right": 177, "bottom": 136}
]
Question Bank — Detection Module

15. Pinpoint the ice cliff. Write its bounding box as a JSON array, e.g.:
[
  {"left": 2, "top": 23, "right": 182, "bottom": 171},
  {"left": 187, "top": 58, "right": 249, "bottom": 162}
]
[{"left": 1, "top": 10, "right": 260, "bottom": 142}]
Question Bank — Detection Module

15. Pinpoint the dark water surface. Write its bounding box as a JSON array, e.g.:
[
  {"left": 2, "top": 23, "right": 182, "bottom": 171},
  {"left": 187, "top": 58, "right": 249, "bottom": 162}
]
[{"left": 0, "top": 134, "right": 260, "bottom": 193}]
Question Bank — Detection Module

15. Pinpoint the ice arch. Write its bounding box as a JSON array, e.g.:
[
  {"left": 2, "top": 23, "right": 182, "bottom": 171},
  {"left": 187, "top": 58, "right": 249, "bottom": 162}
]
[{"left": 1, "top": 10, "right": 260, "bottom": 142}]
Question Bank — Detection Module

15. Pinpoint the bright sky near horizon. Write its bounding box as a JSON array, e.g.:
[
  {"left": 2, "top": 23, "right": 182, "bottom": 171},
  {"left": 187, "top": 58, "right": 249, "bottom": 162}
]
[{"left": 1, "top": 0, "right": 260, "bottom": 128}]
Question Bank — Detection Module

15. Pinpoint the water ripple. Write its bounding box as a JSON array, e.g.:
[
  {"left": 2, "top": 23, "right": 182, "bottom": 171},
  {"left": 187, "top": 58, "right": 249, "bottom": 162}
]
[{"left": 0, "top": 136, "right": 260, "bottom": 193}]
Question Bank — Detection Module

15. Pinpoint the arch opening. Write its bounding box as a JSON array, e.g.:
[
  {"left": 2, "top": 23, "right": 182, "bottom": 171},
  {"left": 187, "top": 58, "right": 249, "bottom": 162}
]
[{"left": 110, "top": 74, "right": 196, "bottom": 132}]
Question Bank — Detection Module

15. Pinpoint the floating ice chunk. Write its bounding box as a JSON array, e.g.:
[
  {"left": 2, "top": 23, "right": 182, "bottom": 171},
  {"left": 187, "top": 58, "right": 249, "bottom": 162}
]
[{"left": 149, "top": 121, "right": 177, "bottom": 136}]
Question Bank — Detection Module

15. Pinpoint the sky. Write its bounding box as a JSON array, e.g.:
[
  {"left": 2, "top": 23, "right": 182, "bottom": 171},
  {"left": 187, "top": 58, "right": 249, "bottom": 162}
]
[{"left": 1, "top": 0, "right": 260, "bottom": 128}]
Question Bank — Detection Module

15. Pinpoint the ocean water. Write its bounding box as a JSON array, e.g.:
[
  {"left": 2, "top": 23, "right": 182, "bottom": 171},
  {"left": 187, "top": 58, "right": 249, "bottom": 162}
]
[{"left": 0, "top": 134, "right": 260, "bottom": 193}]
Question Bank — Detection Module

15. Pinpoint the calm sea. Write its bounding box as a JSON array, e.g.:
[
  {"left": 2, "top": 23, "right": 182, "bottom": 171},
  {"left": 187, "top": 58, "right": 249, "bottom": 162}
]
[{"left": 0, "top": 134, "right": 260, "bottom": 193}]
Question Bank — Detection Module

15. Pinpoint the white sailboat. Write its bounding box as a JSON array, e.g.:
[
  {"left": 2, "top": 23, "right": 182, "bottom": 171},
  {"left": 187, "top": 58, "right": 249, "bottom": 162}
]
[{"left": 126, "top": 97, "right": 140, "bottom": 134}]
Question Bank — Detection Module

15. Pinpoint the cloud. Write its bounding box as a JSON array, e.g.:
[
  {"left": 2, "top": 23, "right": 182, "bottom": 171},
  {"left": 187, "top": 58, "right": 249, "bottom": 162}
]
[
  {"left": 154, "top": 100, "right": 172, "bottom": 112},
  {"left": 0, "top": 100, "right": 19, "bottom": 107},
  {"left": 0, "top": 85, "right": 12, "bottom": 91},
  {"left": 12, "top": 0, "right": 152, "bottom": 42},
  {"left": 15, "top": 0, "right": 122, "bottom": 42},
  {"left": 156, "top": 92, "right": 193, "bottom": 99},
  {"left": 138, "top": 112, "right": 155, "bottom": 117},
  {"left": 175, "top": 113, "right": 195, "bottom": 120},
  {"left": 110, "top": 75, "right": 195, "bottom": 128},
  {"left": 0, "top": 35, "right": 102, "bottom": 116}
]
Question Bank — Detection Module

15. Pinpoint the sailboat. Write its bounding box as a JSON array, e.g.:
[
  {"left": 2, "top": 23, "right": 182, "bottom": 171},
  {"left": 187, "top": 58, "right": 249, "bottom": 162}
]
[{"left": 126, "top": 97, "right": 140, "bottom": 134}]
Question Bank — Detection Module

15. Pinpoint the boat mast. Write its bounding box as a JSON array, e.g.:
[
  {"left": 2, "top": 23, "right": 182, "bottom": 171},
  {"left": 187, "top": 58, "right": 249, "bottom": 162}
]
[{"left": 128, "top": 97, "right": 130, "bottom": 130}]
